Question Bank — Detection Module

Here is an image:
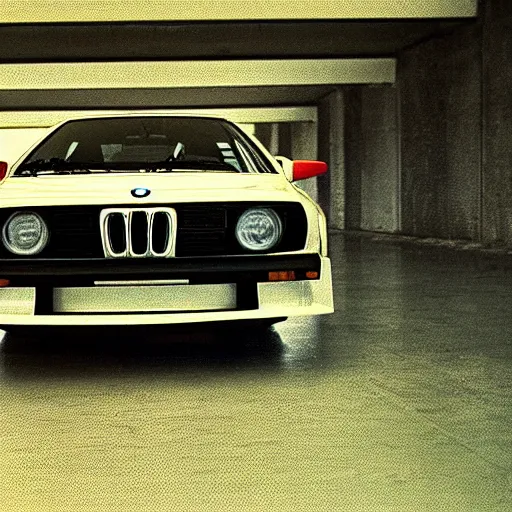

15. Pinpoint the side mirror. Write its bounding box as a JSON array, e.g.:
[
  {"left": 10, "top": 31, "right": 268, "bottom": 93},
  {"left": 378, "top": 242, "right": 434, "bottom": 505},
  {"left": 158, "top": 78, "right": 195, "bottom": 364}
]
[
  {"left": 292, "top": 160, "right": 328, "bottom": 181},
  {"left": 0, "top": 161, "right": 8, "bottom": 181},
  {"left": 275, "top": 156, "right": 328, "bottom": 182}
]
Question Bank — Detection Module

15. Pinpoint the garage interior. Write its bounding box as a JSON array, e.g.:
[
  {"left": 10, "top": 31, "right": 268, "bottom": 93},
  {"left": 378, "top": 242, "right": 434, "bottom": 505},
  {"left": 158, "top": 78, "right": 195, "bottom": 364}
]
[{"left": 1, "top": 1, "right": 512, "bottom": 511}]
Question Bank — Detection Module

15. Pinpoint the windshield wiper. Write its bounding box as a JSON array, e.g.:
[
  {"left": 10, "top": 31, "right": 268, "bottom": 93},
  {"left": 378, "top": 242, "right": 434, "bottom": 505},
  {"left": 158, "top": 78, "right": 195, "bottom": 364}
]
[
  {"left": 16, "top": 158, "right": 96, "bottom": 176},
  {"left": 143, "top": 157, "right": 240, "bottom": 173},
  {"left": 33, "top": 168, "right": 93, "bottom": 176},
  {"left": 16, "top": 156, "right": 240, "bottom": 175}
]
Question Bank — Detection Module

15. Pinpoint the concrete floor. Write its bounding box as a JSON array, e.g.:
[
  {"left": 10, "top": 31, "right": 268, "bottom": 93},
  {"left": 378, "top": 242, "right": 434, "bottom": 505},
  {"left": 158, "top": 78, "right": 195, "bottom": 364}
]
[{"left": 1, "top": 232, "right": 512, "bottom": 511}]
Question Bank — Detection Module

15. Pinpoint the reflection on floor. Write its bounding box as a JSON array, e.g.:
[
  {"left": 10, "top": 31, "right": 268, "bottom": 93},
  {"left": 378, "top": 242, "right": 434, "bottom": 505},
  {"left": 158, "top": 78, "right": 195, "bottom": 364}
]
[{"left": 1, "top": 232, "right": 512, "bottom": 511}]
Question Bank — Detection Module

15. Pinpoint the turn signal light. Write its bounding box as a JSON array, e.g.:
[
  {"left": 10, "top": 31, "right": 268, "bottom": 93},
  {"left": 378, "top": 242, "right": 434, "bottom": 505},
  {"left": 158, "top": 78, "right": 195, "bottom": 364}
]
[
  {"left": 268, "top": 271, "right": 296, "bottom": 281},
  {"left": 0, "top": 279, "right": 10, "bottom": 287},
  {"left": 305, "top": 271, "right": 319, "bottom": 279}
]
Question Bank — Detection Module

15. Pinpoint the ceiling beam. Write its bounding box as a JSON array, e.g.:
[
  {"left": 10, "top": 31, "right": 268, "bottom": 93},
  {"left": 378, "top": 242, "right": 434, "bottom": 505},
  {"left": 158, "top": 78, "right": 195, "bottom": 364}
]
[
  {"left": 0, "top": 21, "right": 466, "bottom": 63},
  {"left": 0, "top": 107, "right": 318, "bottom": 129},
  {"left": 0, "top": 85, "right": 337, "bottom": 110},
  {"left": 0, "top": 59, "right": 396, "bottom": 90},
  {"left": 0, "top": 0, "right": 478, "bottom": 23}
]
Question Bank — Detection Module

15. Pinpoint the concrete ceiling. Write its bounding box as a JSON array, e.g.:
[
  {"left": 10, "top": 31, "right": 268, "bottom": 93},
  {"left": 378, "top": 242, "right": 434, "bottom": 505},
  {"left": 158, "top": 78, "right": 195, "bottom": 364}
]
[
  {"left": 0, "top": 58, "right": 395, "bottom": 113},
  {"left": 0, "top": 1, "right": 478, "bottom": 115},
  {"left": 0, "top": 0, "right": 478, "bottom": 23},
  {"left": 0, "top": 21, "right": 470, "bottom": 63}
]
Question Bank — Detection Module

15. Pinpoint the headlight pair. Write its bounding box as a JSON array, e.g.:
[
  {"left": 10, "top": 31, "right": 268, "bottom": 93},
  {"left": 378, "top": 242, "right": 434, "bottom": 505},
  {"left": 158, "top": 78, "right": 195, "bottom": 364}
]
[
  {"left": 2, "top": 212, "right": 49, "bottom": 255},
  {"left": 1, "top": 207, "right": 283, "bottom": 255},
  {"left": 235, "top": 208, "right": 282, "bottom": 252}
]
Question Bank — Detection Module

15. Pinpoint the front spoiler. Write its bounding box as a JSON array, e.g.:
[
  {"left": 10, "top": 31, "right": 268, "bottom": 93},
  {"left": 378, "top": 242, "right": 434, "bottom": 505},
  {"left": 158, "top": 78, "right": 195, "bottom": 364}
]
[{"left": 0, "top": 255, "right": 333, "bottom": 326}]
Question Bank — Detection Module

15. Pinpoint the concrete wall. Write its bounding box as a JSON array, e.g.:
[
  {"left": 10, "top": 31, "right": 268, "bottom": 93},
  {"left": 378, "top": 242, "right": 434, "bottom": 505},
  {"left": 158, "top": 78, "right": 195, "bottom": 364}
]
[
  {"left": 482, "top": 0, "right": 512, "bottom": 245},
  {"left": 344, "top": 86, "right": 399, "bottom": 233},
  {"left": 396, "top": 0, "right": 512, "bottom": 246},
  {"left": 399, "top": 23, "right": 482, "bottom": 241},
  {"left": 337, "top": 0, "right": 512, "bottom": 247}
]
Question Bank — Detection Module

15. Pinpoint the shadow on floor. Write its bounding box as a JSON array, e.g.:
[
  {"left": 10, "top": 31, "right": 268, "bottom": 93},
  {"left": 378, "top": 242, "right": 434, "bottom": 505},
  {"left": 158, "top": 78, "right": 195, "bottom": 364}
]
[{"left": 0, "top": 323, "right": 288, "bottom": 384}]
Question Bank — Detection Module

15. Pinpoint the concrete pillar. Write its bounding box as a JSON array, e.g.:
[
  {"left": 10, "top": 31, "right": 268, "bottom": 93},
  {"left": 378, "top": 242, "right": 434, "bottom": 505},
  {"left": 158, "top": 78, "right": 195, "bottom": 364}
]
[
  {"left": 317, "top": 96, "right": 331, "bottom": 221},
  {"left": 254, "top": 122, "right": 279, "bottom": 157},
  {"left": 344, "top": 85, "right": 399, "bottom": 233},
  {"left": 317, "top": 88, "right": 345, "bottom": 229},
  {"left": 268, "top": 123, "right": 280, "bottom": 156},
  {"left": 344, "top": 89, "right": 362, "bottom": 230},
  {"left": 253, "top": 123, "right": 273, "bottom": 151},
  {"left": 290, "top": 122, "right": 318, "bottom": 203},
  {"left": 277, "top": 123, "right": 292, "bottom": 160}
]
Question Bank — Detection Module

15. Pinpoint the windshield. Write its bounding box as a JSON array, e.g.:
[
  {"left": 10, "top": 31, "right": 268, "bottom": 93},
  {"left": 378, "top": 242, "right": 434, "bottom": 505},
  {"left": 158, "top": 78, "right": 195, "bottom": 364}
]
[{"left": 14, "top": 116, "right": 276, "bottom": 176}]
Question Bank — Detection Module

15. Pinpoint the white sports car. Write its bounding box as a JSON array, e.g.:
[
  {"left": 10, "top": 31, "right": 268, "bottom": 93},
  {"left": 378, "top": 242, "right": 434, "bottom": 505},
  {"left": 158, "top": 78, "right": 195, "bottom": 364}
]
[{"left": 0, "top": 113, "right": 333, "bottom": 332}]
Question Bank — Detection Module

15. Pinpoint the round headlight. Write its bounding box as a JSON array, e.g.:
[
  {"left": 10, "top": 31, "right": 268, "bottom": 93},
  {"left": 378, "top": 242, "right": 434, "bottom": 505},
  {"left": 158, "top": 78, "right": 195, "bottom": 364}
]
[
  {"left": 235, "top": 208, "right": 282, "bottom": 251},
  {"left": 2, "top": 212, "right": 49, "bottom": 255}
]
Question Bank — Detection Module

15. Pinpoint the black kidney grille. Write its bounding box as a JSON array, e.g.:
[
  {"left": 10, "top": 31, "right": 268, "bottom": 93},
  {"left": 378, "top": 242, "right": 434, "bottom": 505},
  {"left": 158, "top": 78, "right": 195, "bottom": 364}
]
[
  {"left": 0, "top": 203, "right": 307, "bottom": 258},
  {"left": 151, "top": 212, "right": 170, "bottom": 254},
  {"left": 107, "top": 213, "right": 126, "bottom": 254},
  {"left": 130, "top": 211, "right": 149, "bottom": 255}
]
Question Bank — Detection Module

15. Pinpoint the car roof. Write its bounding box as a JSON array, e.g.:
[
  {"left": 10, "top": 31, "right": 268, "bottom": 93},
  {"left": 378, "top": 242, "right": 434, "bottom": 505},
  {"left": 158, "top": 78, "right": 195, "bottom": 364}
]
[{"left": 52, "top": 112, "right": 231, "bottom": 125}]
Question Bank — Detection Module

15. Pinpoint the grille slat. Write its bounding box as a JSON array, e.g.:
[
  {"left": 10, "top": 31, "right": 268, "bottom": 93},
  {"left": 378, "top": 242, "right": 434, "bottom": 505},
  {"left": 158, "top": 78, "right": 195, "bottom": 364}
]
[
  {"left": 175, "top": 206, "right": 228, "bottom": 256},
  {"left": 49, "top": 208, "right": 102, "bottom": 258},
  {"left": 179, "top": 208, "right": 227, "bottom": 230},
  {"left": 52, "top": 213, "right": 95, "bottom": 231}
]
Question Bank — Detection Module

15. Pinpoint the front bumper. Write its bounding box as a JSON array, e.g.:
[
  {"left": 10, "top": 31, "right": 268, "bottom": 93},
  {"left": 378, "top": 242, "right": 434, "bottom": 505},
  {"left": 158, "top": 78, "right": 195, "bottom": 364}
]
[{"left": 0, "top": 254, "right": 333, "bottom": 326}]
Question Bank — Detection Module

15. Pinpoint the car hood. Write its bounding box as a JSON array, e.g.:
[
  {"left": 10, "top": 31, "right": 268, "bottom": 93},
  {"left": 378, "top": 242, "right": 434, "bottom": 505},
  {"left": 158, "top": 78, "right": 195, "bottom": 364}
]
[{"left": 0, "top": 172, "right": 299, "bottom": 208}]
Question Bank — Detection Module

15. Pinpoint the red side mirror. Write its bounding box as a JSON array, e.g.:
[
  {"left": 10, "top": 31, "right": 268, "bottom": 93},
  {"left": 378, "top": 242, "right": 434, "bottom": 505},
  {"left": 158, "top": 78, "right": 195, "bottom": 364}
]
[
  {"left": 292, "top": 160, "right": 328, "bottom": 181},
  {"left": 0, "top": 162, "right": 8, "bottom": 181}
]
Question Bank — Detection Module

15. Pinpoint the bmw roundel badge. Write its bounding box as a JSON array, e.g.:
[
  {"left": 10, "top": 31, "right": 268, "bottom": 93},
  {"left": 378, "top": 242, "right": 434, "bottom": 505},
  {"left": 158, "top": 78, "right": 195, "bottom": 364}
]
[{"left": 131, "top": 187, "right": 151, "bottom": 198}]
